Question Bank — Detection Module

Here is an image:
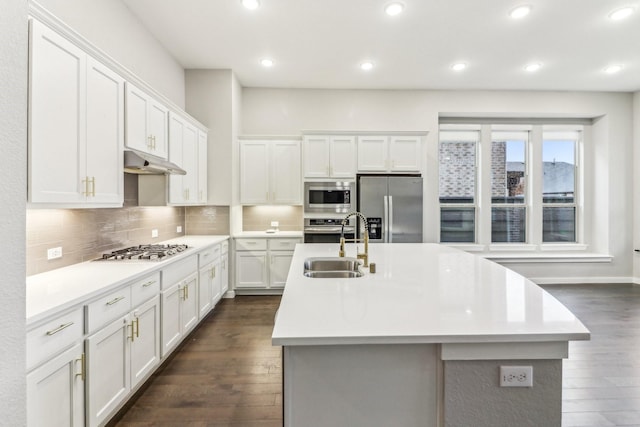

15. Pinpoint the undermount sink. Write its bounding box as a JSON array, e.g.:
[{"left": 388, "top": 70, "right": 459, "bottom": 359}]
[{"left": 303, "top": 257, "right": 364, "bottom": 278}]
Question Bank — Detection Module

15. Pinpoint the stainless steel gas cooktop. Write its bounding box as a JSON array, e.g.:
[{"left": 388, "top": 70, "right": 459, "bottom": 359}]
[{"left": 98, "top": 244, "right": 189, "bottom": 261}]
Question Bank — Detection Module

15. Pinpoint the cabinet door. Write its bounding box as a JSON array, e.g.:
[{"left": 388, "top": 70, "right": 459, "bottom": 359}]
[
  {"left": 160, "top": 283, "right": 182, "bottom": 357},
  {"left": 168, "top": 114, "right": 185, "bottom": 204},
  {"left": 235, "top": 251, "right": 268, "bottom": 288},
  {"left": 271, "top": 140, "right": 301, "bottom": 204},
  {"left": 389, "top": 136, "right": 422, "bottom": 171},
  {"left": 198, "top": 263, "right": 213, "bottom": 319},
  {"left": 85, "top": 315, "right": 131, "bottom": 427},
  {"left": 240, "top": 141, "right": 270, "bottom": 204},
  {"left": 303, "top": 136, "right": 330, "bottom": 178},
  {"left": 197, "top": 130, "right": 208, "bottom": 203},
  {"left": 148, "top": 99, "right": 169, "bottom": 159},
  {"left": 29, "top": 19, "right": 86, "bottom": 204},
  {"left": 270, "top": 251, "right": 294, "bottom": 288},
  {"left": 124, "top": 83, "right": 151, "bottom": 154},
  {"left": 220, "top": 252, "right": 229, "bottom": 295},
  {"left": 130, "top": 296, "right": 160, "bottom": 389},
  {"left": 330, "top": 136, "right": 357, "bottom": 178},
  {"left": 212, "top": 257, "right": 222, "bottom": 306},
  {"left": 181, "top": 273, "right": 199, "bottom": 334},
  {"left": 357, "top": 136, "right": 389, "bottom": 172},
  {"left": 27, "top": 343, "right": 85, "bottom": 427},
  {"left": 85, "top": 57, "right": 124, "bottom": 205},
  {"left": 182, "top": 123, "right": 199, "bottom": 204}
]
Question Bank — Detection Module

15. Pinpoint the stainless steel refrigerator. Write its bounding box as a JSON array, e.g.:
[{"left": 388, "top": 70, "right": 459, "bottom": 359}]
[{"left": 357, "top": 175, "right": 423, "bottom": 243}]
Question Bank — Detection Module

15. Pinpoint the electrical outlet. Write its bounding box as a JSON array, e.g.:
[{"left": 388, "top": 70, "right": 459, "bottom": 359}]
[
  {"left": 151, "top": 229, "right": 159, "bottom": 238},
  {"left": 270, "top": 221, "right": 279, "bottom": 228},
  {"left": 47, "top": 247, "right": 63, "bottom": 260},
  {"left": 177, "top": 226, "right": 183, "bottom": 233},
  {"left": 500, "top": 366, "right": 533, "bottom": 387}
]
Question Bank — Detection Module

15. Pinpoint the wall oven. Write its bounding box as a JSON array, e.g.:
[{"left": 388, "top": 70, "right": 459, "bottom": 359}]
[
  {"left": 304, "top": 181, "right": 355, "bottom": 214},
  {"left": 304, "top": 218, "right": 355, "bottom": 243}
]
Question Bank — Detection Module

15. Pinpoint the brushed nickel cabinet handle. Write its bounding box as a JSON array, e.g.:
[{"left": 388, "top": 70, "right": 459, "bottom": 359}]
[
  {"left": 142, "top": 280, "right": 156, "bottom": 288},
  {"left": 106, "top": 296, "right": 125, "bottom": 306},
  {"left": 46, "top": 322, "right": 74, "bottom": 336},
  {"left": 75, "top": 353, "right": 85, "bottom": 381}
]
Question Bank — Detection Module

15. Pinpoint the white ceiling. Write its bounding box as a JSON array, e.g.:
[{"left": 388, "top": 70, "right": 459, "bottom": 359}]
[{"left": 121, "top": 0, "right": 640, "bottom": 92}]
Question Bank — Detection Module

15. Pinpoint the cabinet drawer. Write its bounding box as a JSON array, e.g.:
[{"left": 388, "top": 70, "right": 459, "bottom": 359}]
[
  {"left": 221, "top": 240, "right": 229, "bottom": 254},
  {"left": 85, "top": 286, "right": 132, "bottom": 334},
  {"left": 236, "top": 238, "right": 268, "bottom": 251},
  {"left": 199, "top": 244, "right": 221, "bottom": 267},
  {"left": 131, "top": 272, "right": 161, "bottom": 308},
  {"left": 27, "top": 307, "right": 84, "bottom": 370},
  {"left": 269, "top": 238, "right": 301, "bottom": 251},
  {"left": 162, "top": 255, "right": 198, "bottom": 289}
]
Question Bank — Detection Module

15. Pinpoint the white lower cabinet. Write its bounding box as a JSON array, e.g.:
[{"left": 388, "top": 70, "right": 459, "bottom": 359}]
[
  {"left": 85, "top": 295, "right": 160, "bottom": 427},
  {"left": 27, "top": 343, "right": 85, "bottom": 427},
  {"left": 27, "top": 239, "right": 228, "bottom": 427},
  {"left": 235, "top": 237, "right": 301, "bottom": 291},
  {"left": 161, "top": 272, "right": 198, "bottom": 357},
  {"left": 221, "top": 242, "right": 229, "bottom": 295}
]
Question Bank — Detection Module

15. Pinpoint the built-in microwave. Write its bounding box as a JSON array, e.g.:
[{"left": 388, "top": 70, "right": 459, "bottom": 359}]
[{"left": 304, "top": 181, "right": 354, "bottom": 213}]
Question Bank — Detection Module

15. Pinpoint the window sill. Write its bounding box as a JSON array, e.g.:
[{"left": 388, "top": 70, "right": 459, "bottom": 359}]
[{"left": 441, "top": 243, "right": 612, "bottom": 263}]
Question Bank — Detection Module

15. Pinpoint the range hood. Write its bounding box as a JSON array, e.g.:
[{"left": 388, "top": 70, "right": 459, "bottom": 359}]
[{"left": 124, "top": 149, "right": 186, "bottom": 175}]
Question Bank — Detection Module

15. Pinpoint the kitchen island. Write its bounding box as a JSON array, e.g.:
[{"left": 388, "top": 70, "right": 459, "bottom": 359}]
[{"left": 272, "top": 243, "right": 590, "bottom": 427}]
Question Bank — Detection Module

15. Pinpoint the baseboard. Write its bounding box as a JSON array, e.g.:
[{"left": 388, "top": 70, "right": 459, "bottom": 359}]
[
  {"left": 531, "top": 276, "right": 635, "bottom": 285},
  {"left": 223, "top": 290, "right": 236, "bottom": 298}
]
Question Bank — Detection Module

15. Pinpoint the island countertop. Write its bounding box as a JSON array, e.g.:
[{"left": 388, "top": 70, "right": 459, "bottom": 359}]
[{"left": 271, "top": 243, "right": 590, "bottom": 346}]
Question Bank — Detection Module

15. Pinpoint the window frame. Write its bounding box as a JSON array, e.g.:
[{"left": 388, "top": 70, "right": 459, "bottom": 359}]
[{"left": 438, "top": 123, "right": 585, "bottom": 252}]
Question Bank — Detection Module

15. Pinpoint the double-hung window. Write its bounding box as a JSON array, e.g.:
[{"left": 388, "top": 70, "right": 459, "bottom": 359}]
[
  {"left": 439, "top": 123, "right": 582, "bottom": 249},
  {"left": 438, "top": 130, "right": 478, "bottom": 243},
  {"left": 542, "top": 131, "right": 578, "bottom": 243},
  {"left": 491, "top": 131, "right": 528, "bottom": 243}
]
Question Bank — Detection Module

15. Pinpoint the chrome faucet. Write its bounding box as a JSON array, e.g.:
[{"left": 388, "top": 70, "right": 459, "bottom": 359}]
[{"left": 339, "top": 211, "right": 369, "bottom": 267}]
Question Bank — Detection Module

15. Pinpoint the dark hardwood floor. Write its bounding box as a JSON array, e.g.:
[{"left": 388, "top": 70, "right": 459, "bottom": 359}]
[
  {"left": 111, "top": 285, "right": 640, "bottom": 427},
  {"left": 111, "top": 296, "right": 283, "bottom": 427},
  {"left": 545, "top": 284, "right": 640, "bottom": 427}
]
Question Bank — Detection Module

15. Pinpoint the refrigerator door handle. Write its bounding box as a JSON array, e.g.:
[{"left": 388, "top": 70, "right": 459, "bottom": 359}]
[
  {"left": 383, "top": 195, "right": 389, "bottom": 243},
  {"left": 388, "top": 195, "right": 393, "bottom": 243}
]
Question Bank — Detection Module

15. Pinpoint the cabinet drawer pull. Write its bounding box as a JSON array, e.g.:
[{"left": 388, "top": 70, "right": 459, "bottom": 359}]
[
  {"left": 106, "top": 296, "right": 125, "bottom": 306},
  {"left": 46, "top": 322, "right": 74, "bottom": 336},
  {"left": 246, "top": 241, "right": 257, "bottom": 245},
  {"left": 142, "top": 280, "right": 156, "bottom": 288}
]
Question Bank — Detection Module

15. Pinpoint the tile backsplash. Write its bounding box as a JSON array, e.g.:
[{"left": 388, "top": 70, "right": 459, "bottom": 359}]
[
  {"left": 185, "top": 206, "right": 230, "bottom": 235},
  {"left": 242, "top": 205, "right": 303, "bottom": 231},
  {"left": 26, "top": 207, "right": 185, "bottom": 276}
]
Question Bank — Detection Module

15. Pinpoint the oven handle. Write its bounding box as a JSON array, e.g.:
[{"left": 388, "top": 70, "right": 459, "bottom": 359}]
[{"left": 304, "top": 227, "right": 355, "bottom": 233}]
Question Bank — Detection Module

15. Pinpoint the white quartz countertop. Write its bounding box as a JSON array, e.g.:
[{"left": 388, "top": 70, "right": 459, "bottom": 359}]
[
  {"left": 234, "top": 231, "right": 303, "bottom": 238},
  {"left": 26, "top": 235, "right": 229, "bottom": 326},
  {"left": 271, "top": 243, "right": 590, "bottom": 346}
]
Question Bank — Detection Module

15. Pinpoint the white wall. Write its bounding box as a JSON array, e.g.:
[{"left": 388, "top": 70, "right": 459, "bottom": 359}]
[
  {"left": 0, "top": 0, "right": 28, "bottom": 424},
  {"left": 37, "top": 0, "right": 185, "bottom": 107},
  {"left": 242, "top": 89, "right": 635, "bottom": 283}
]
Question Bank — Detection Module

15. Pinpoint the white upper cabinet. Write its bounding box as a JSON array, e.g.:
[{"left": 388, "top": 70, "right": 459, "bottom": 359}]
[
  {"left": 240, "top": 140, "right": 301, "bottom": 205},
  {"left": 357, "top": 135, "right": 422, "bottom": 172},
  {"left": 197, "top": 130, "right": 208, "bottom": 204},
  {"left": 168, "top": 113, "right": 199, "bottom": 205},
  {"left": 28, "top": 19, "right": 124, "bottom": 207},
  {"left": 125, "top": 83, "right": 169, "bottom": 159},
  {"left": 303, "top": 135, "right": 356, "bottom": 179}
]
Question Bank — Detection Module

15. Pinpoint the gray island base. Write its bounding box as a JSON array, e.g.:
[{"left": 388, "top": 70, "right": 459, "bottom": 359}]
[{"left": 272, "top": 243, "right": 589, "bottom": 427}]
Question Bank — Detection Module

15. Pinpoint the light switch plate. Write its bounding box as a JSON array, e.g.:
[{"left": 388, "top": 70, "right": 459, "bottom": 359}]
[{"left": 151, "top": 229, "right": 159, "bottom": 238}]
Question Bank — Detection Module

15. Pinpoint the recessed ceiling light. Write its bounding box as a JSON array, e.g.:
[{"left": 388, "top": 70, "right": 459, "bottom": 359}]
[
  {"left": 509, "top": 5, "right": 532, "bottom": 19},
  {"left": 524, "top": 63, "right": 542, "bottom": 72},
  {"left": 260, "top": 58, "right": 274, "bottom": 67},
  {"left": 604, "top": 64, "right": 623, "bottom": 74},
  {"left": 385, "top": 2, "right": 404, "bottom": 16},
  {"left": 609, "top": 6, "right": 635, "bottom": 20},
  {"left": 451, "top": 62, "right": 467, "bottom": 71},
  {"left": 242, "top": 0, "right": 260, "bottom": 10},
  {"left": 360, "top": 61, "right": 374, "bottom": 71}
]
